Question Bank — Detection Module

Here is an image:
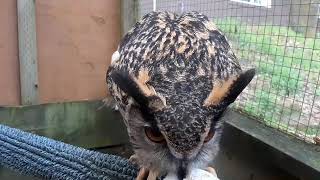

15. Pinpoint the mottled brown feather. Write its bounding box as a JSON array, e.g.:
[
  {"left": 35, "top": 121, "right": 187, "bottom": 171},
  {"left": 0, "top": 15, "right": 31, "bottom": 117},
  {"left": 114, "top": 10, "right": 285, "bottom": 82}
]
[{"left": 203, "top": 76, "right": 238, "bottom": 106}]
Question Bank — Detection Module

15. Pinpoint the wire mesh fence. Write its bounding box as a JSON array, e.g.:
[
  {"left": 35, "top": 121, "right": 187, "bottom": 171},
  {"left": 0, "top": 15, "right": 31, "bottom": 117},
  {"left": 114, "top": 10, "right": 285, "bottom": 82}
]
[{"left": 135, "top": 0, "right": 320, "bottom": 144}]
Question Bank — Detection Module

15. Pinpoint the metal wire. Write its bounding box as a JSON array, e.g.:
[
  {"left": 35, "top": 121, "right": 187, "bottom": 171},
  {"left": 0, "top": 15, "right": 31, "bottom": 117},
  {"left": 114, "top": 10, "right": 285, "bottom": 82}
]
[{"left": 136, "top": 0, "right": 320, "bottom": 144}]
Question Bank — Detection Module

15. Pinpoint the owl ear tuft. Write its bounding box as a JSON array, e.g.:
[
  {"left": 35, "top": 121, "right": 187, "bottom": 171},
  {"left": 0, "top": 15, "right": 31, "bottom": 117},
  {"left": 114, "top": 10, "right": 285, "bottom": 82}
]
[
  {"left": 223, "top": 68, "right": 255, "bottom": 105},
  {"left": 109, "top": 70, "right": 165, "bottom": 112},
  {"left": 204, "top": 68, "right": 255, "bottom": 107}
]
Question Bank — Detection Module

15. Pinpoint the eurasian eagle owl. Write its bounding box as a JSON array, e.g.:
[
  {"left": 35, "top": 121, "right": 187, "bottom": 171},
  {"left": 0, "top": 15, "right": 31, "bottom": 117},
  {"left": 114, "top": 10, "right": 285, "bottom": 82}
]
[{"left": 106, "top": 11, "right": 255, "bottom": 180}]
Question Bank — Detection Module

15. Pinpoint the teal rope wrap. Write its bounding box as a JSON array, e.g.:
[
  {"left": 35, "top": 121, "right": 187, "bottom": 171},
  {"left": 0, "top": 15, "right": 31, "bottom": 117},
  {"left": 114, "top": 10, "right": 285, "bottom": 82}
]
[{"left": 0, "top": 124, "right": 139, "bottom": 180}]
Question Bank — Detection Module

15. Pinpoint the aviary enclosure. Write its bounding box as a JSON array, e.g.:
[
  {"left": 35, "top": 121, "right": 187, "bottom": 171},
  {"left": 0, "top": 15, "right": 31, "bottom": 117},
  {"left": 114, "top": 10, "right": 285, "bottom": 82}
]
[
  {"left": 137, "top": 0, "right": 320, "bottom": 145},
  {"left": 0, "top": 0, "right": 319, "bottom": 180}
]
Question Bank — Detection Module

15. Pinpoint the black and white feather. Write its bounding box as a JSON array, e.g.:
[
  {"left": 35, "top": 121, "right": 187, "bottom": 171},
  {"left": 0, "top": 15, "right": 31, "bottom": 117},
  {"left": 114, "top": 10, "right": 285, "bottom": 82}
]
[{"left": 106, "top": 11, "right": 255, "bottom": 179}]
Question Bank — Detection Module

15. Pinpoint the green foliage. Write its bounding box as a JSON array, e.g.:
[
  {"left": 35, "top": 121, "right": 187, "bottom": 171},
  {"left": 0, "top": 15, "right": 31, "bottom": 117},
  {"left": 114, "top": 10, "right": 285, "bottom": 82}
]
[
  {"left": 214, "top": 18, "right": 319, "bottom": 136},
  {"left": 214, "top": 18, "right": 320, "bottom": 71},
  {"left": 316, "top": 88, "right": 320, "bottom": 97}
]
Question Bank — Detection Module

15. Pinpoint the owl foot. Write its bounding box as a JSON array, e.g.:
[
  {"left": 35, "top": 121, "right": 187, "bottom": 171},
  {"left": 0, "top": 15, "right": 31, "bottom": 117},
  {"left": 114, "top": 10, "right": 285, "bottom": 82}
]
[
  {"left": 136, "top": 167, "right": 159, "bottom": 180},
  {"left": 129, "top": 155, "right": 159, "bottom": 180},
  {"left": 136, "top": 167, "right": 148, "bottom": 180}
]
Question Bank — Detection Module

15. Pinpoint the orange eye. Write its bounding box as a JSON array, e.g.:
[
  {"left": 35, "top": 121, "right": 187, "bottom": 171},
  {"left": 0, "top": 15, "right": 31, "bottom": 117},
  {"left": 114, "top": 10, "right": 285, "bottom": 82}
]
[
  {"left": 204, "top": 129, "right": 215, "bottom": 143},
  {"left": 144, "top": 126, "right": 165, "bottom": 143}
]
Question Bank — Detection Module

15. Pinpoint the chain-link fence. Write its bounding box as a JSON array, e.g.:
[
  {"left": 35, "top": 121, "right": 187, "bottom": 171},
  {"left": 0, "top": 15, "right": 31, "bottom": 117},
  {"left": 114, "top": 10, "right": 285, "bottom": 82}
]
[{"left": 135, "top": 0, "right": 320, "bottom": 144}]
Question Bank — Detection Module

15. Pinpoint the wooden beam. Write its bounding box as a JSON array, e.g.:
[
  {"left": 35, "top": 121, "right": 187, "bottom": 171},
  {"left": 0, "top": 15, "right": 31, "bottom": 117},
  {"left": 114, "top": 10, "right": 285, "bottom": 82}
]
[
  {"left": 224, "top": 110, "right": 320, "bottom": 175},
  {"left": 0, "top": 100, "right": 129, "bottom": 149},
  {"left": 17, "top": 0, "right": 39, "bottom": 105}
]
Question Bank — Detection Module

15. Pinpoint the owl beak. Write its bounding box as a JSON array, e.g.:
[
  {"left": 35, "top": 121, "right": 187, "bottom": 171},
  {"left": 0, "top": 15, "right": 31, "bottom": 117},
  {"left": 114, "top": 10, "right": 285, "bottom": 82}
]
[
  {"left": 168, "top": 145, "right": 201, "bottom": 160},
  {"left": 177, "top": 160, "right": 188, "bottom": 180}
]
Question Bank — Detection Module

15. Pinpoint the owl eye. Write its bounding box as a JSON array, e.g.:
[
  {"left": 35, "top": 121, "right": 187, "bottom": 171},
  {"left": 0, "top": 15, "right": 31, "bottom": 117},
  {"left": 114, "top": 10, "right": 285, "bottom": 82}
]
[
  {"left": 204, "top": 129, "right": 215, "bottom": 143},
  {"left": 144, "top": 126, "right": 165, "bottom": 143}
]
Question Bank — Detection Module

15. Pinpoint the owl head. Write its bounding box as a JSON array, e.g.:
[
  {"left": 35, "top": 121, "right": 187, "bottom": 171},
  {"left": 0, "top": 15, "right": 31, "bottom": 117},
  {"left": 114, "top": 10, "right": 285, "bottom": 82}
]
[{"left": 108, "top": 68, "right": 255, "bottom": 179}]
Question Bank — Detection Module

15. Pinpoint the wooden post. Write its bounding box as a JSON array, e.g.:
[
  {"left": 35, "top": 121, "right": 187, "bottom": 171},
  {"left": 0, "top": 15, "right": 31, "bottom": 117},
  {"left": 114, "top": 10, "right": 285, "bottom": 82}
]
[
  {"left": 121, "top": 0, "right": 138, "bottom": 36},
  {"left": 17, "top": 0, "right": 39, "bottom": 105},
  {"left": 289, "top": 0, "right": 319, "bottom": 38}
]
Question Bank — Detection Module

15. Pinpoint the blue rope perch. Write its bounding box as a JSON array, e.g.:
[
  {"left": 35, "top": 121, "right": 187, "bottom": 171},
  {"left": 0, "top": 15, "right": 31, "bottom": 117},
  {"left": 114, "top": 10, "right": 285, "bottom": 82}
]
[{"left": 0, "top": 124, "right": 139, "bottom": 180}]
